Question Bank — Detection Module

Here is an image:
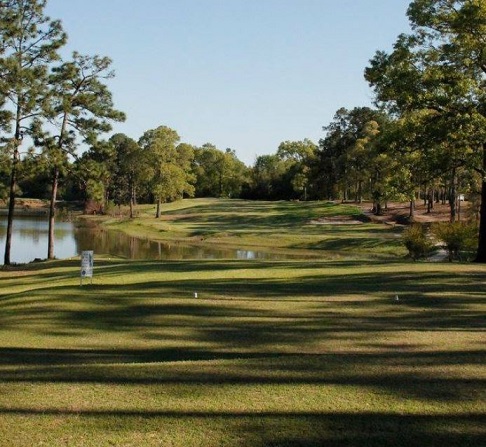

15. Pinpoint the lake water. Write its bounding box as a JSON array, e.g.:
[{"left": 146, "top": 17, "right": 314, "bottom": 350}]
[{"left": 0, "top": 216, "right": 299, "bottom": 264}]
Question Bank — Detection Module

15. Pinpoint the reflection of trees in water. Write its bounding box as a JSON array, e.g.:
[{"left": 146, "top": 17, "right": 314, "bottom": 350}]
[
  {"left": 0, "top": 217, "right": 78, "bottom": 263},
  {"left": 53, "top": 228, "right": 72, "bottom": 241},
  {"left": 20, "top": 228, "right": 42, "bottom": 244},
  {"left": 2, "top": 218, "right": 73, "bottom": 241},
  {"left": 2, "top": 217, "right": 298, "bottom": 262},
  {"left": 73, "top": 225, "right": 299, "bottom": 261},
  {"left": 74, "top": 228, "right": 166, "bottom": 260},
  {"left": 74, "top": 227, "right": 244, "bottom": 260}
]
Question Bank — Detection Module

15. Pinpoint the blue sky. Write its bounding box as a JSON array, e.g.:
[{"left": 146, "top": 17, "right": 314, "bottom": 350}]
[{"left": 45, "top": 0, "right": 412, "bottom": 165}]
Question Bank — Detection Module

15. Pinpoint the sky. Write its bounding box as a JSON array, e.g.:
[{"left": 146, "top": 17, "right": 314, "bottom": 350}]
[{"left": 45, "top": 0, "right": 412, "bottom": 166}]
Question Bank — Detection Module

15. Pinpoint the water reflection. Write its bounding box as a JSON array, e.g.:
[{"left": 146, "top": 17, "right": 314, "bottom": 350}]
[
  {"left": 75, "top": 226, "right": 292, "bottom": 261},
  {"left": 0, "top": 216, "right": 77, "bottom": 264},
  {"left": 1, "top": 216, "right": 305, "bottom": 264}
]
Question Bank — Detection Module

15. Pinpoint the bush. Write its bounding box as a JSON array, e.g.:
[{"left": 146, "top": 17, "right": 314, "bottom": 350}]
[
  {"left": 432, "top": 222, "right": 478, "bottom": 261},
  {"left": 104, "top": 200, "right": 116, "bottom": 216},
  {"left": 402, "top": 224, "right": 434, "bottom": 260}
]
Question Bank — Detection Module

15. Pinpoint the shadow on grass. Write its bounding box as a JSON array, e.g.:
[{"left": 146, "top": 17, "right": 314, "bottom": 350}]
[
  {"left": 1, "top": 261, "right": 485, "bottom": 336},
  {"left": 305, "top": 236, "right": 402, "bottom": 251},
  {"left": 0, "top": 409, "right": 484, "bottom": 447},
  {"left": 0, "top": 347, "right": 484, "bottom": 401},
  {"left": 0, "top": 265, "right": 484, "bottom": 445},
  {"left": 170, "top": 200, "right": 368, "bottom": 235},
  {"left": 0, "top": 347, "right": 484, "bottom": 370},
  {"left": 0, "top": 349, "right": 484, "bottom": 446},
  {"left": 85, "top": 268, "right": 486, "bottom": 312},
  {"left": 0, "top": 287, "right": 483, "bottom": 335}
]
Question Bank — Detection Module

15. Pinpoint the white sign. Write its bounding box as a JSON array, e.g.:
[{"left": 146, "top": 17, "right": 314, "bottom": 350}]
[{"left": 80, "top": 250, "right": 94, "bottom": 280}]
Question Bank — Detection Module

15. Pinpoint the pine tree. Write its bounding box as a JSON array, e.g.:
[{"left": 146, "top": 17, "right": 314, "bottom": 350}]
[{"left": 0, "top": 0, "right": 66, "bottom": 264}]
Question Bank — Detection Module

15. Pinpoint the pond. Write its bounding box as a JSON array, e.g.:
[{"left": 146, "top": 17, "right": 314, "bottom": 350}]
[{"left": 0, "top": 216, "right": 302, "bottom": 264}]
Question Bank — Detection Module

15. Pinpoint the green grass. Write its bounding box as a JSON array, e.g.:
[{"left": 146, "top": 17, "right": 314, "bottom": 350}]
[
  {"left": 96, "top": 198, "right": 405, "bottom": 260},
  {"left": 0, "top": 257, "right": 485, "bottom": 446}
]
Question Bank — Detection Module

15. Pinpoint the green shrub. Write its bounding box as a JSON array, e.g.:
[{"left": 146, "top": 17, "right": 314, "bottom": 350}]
[
  {"left": 402, "top": 224, "right": 434, "bottom": 260},
  {"left": 432, "top": 221, "right": 478, "bottom": 261},
  {"left": 104, "top": 200, "right": 118, "bottom": 216}
]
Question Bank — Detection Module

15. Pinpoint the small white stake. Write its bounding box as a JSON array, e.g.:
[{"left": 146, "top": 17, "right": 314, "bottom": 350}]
[
  {"left": 194, "top": 292, "right": 198, "bottom": 298},
  {"left": 395, "top": 295, "right": 399, "bottom": 301}
]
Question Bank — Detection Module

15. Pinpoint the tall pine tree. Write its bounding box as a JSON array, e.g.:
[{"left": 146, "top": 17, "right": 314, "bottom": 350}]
[
  {"left": 0, "top": 0, "right": 66, "bottom": 264},
  {"left": 34, "top": 52, "right": 125, "bottom": 259}
]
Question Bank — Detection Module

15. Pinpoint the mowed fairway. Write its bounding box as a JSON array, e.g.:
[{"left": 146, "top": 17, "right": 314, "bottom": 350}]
[
  {"left": 96, "top": 198, "right": 405, "bottom": 260},
  {"left": 0, "top": 200, "right": 485, "bottom": 446}
]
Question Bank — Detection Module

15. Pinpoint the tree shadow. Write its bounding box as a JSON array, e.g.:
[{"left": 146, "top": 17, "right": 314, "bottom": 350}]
[
  {"left": 1, "top": 259, "right": 484, "bottom": 445},
  {"left": 0, "top": 409, "right": 484, "bottom": 447}
]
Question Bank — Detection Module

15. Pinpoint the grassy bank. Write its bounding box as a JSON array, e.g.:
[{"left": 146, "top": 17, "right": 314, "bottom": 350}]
[
  {"left": 93, "top": 198, "right": 405, "bottom": 260},
  {"left": 0, "top": 257, "right": 484, "bottom": 446}
]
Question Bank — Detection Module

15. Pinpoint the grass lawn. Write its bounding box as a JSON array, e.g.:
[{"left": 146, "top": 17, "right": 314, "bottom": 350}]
[
  {"left": 0, "top": 257, "right": 485, "bottom": 446},
  {"left": 0, "top": 199, "right": 484, "bottom": 446}
]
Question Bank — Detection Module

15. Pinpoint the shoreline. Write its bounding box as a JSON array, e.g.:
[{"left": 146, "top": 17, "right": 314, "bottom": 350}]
[{"left": 0, "top": 208, "right": 49, "bottom": 216}]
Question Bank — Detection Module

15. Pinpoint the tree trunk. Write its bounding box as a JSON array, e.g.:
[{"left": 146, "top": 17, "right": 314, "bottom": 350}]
[
  {"left": 457, "top": 194, "right": 461, "bottom": 222},
  {"left": 4, "top": 132, "right": 21, "bottom": 266},
  {"left": 375, "top": 202, "right": 382, "bottom": 215},
  {"left": 427, "top": 188, "right": 433, "bottom": 213},
  {"left": 47, "top": 111, "right": 69, "bottom": 260},
  {"left": 409, "top": 199, "right": 415, "bottom": 221},
  {"left": 155, "top": 197, "right": 161, "bottom": 218},
  {"left": 4, "top": 153, "right": 18, "bottom": 265},
  {"left": 474, "top": 143, "right": 486, "bottom": 262},
  {"left": 47, "top": 167, "right": 59, "bottom": 260},
  {"left": 132, "top": 180, "right": 137, "bottom": 207},
  {"left": 103, "top": 188, "right": 109, "bottom": 214},
  {"left": 449, "top": 174, "right": 457, "bottom": 223},
  {"left": 129, "top": 184, "right": 134, "bottom": 218}
]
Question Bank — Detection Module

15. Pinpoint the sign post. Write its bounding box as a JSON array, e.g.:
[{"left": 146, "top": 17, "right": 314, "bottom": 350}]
[{"left": 80, "top": 250, "right": 94, "bottom": 285}]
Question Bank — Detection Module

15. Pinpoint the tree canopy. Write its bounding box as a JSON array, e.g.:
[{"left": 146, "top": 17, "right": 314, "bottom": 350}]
[{"left": 365, "top": 0, "right": 486, "bottom": 260}]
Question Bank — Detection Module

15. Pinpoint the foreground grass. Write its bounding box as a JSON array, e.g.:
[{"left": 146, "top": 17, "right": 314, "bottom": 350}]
[
  {"left": 94, "top": 198, "right": 405, "bottom": 260},
  {"left": 0, "top": 258, "right": 484, "bottom": 446}
]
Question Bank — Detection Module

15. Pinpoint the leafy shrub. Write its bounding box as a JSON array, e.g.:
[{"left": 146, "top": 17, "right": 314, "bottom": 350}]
[
  {"left": 104, "top": 200, "right": 116, "bottom": 216},
  {"left": 432, "top": 222, "right": 478, "bottom": 261},
  {"left": 402, "top": 224, "right": 434, "bottom": 260}
]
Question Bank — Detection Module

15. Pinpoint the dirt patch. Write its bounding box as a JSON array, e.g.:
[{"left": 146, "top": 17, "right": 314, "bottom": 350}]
[
  {"left": 309, "top": 201, "right": 470, "bottom": 227},
  {"left": 310, "top": 216, "right": 364, "bottom": 225},
  {"left": 359, "top": 201, "right": 470, "bottom": 225}
]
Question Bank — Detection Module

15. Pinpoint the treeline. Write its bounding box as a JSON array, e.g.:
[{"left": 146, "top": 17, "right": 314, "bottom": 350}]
[
  {"left": 6, "top": 106, "right": 481, "bottom": 220},
  {"left": 3, "top": 131, "right": 319, "bottom": 208}
]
